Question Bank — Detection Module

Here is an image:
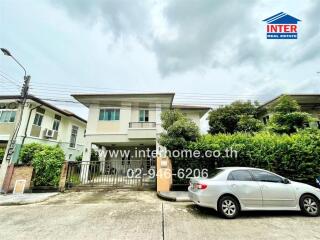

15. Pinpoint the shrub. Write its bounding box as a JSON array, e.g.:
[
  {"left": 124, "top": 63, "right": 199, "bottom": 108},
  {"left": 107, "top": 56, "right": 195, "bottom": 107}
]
[
  {"left": 19, "top": 143, "right": 65, "bottom": 187},
  {"left": 19, "top": 143, "right": 44, "bottom": 165},
  {"left": 75, "top": 154, "right": 83, "bottom": 162},
  {"left": 268, "top": 95, "right": 313, "bottom": 134},
  {"left": 0, "top": 148, "right": 5, "bottom": 163},
  {"left": 91, "top": 150, "right": 99, "bottom": 161},
  {"left": 159, "top": 110, "right": 200, "bottom": 150},
  {"left": 32, "top": 145, "right": 65, "bottom": 186},
  {"left": 208, "top": 101, "right": 262, "bottom": 134},
  {"left": 172, "top": 129, "right": 320, "bottom": 185}
]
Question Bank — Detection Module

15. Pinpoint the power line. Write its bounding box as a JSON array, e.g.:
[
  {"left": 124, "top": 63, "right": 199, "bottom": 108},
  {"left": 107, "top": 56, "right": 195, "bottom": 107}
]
[
  {"left": 28, "top": 81, "right": 268, "bottom": 98},
  {"left": 0, "top": 74, "right": 21, "bottom": 88},
  {"left": 0, "top": 69, "right": 267, "bottom": 100},
  {"left": 28, "top": 86, "right": 263, "bottom": 102},
  {"left": 0, "top": 69, "right": 23, "bottom": 83}
]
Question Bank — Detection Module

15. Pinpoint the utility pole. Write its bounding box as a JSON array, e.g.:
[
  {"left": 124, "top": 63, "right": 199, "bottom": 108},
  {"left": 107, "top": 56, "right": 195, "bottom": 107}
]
[{"left": 0, "top": 48, "right": 30, "bottom": 192}]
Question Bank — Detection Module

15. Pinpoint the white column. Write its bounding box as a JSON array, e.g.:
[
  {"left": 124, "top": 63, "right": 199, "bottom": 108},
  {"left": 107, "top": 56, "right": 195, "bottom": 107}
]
[
  {"left": 155, "top": 103, "right": 162, "bottom": 133},
  {"left": 99, "top": 146, "right": 106, "bottom": 174},
  {"left": 80, "top": 140, "right": 92, "bottom": 183}
]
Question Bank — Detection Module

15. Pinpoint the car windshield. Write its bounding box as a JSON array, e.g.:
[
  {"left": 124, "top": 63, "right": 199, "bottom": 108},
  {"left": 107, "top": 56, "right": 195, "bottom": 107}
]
[{"left": 208, "top": 168, "right": 224, "bottom": 179}]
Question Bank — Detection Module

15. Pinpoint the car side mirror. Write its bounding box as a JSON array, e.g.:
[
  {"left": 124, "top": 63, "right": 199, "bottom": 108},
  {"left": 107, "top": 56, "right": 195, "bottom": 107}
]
[{"left": 283, "top": 178, "right": 290, "bottom": 184}]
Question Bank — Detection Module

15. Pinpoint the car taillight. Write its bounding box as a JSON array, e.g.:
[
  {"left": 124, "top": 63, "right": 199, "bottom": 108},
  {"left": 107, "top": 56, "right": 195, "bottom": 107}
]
[{"left": 195, "top": 183, "right": 207, "bottom": 190}]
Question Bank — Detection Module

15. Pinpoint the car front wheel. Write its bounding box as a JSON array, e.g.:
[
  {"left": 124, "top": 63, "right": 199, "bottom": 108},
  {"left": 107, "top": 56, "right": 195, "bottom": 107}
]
[
  {"left": 218, "top": 196, "right": 240, "bottom": 219},
  {"left": 300, "top": 194, "right": 320, "bottom": 217}
]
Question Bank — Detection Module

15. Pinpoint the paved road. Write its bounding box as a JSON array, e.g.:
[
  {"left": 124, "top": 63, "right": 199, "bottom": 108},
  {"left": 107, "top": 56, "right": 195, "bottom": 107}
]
[{"left": 0, "top": 190, "right": 319, "bottom": 240}]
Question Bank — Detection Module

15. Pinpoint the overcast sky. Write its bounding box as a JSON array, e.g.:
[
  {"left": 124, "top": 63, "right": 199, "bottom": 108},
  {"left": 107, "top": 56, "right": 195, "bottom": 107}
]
[{"left": 0, "top": 0, "right": 319, "bottom": 131}]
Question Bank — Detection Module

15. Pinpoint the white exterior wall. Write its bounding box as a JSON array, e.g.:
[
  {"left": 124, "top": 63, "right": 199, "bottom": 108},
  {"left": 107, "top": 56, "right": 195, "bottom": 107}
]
[
  {"left": 179, "top": 110, "right": 202, "bottom": 126},
  {"left": 1, "top": 99, "right": 86, "bottom": 162},
  {"left": 85, "top": 104, "right": 204, "bottom": 145}
]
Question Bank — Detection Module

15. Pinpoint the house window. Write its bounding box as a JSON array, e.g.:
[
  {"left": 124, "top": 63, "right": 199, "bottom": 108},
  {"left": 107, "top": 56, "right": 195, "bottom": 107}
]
[
  {"left": 33, "top": 108, "right": 45, "bottom": 127},
  {"left": 33, "top": 113, "right": 43, "bottom": 127},
  {"left": 99, "top": 109, "right": 120, "bottom": 121},
  {"left": 52, "top": 115, "right": 61, "bottom": 131},
  {"left": 69, "top": 125, "right": 79, "bottom": 148},
  {"left": 0, "top": 110, "right": 16, "bottom": 123},
  {"left": 139, "top": 110, "right": 149, "bottom": 122},
  {"left": 262, "top": 115, "right": 269, "bottom": 125}
]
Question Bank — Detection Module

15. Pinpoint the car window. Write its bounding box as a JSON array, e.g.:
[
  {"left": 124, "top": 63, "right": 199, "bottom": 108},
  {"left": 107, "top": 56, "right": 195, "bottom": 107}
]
[
  {"left": 251, "top": 170, "right": 283, "bottom": 183},
  {"left": 208, "top": 169, "right": 224, "bottom": 179},
  {"left": 228, "top": 170, "right": 253, "bottom": 181}
]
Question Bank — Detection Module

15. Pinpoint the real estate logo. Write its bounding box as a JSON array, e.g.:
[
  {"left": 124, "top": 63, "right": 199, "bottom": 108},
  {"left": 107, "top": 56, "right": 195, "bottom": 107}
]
[{"left": 263, "top": 12, "right": 301, "bottom": 39}]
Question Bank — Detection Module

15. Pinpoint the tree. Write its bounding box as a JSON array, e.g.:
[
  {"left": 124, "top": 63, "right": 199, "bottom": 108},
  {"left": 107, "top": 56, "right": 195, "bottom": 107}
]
[
  {"left": 268, "top": 95, "right": 313, "bottom": 134},
  {"left": 208, "top": 101, "right": 263, "bottom": 134},
  {"left": 160, "top": 109, "right": 185, "bottom": 130},
  {"left": 159, "top": 110, "right": 200, "bottom": 150},
  {"left": 236, "top": 115, "right": 264, "bottom": 133}
]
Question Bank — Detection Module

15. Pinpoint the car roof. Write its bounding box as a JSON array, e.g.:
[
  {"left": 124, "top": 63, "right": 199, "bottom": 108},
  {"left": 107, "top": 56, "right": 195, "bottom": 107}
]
[{"left": 217, "top": 167, "right": 267, "bottom": 171}]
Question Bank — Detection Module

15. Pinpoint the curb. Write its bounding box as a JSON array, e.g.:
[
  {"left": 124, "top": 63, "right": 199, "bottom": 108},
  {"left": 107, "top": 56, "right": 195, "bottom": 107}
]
[
  {"left": 0, "top": 193, "right": 58, "bottom": 206},
  {"left": 157, "top": 191, "right": 191, "bottom": 202},
  {"left": 157, "top": 191, "right": 177, "bottom": 202}
]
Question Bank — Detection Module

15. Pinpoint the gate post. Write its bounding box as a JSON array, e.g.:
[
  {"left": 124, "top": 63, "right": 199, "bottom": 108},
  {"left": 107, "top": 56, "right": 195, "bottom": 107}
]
[
  {"left": 59, "top": 161, "right": 69, "bottom": 192},
  {"left": 80, "top": 140, "right": 92, "bottom": 183},
  {"left": 156, "top": 157, "right": 172, "bottom": 192}
]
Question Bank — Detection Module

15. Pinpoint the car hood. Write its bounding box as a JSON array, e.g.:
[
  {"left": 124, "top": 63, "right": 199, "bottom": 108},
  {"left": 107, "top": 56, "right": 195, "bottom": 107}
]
[{"left": 291, "top": 181, "right": 320, "bottom": 193}]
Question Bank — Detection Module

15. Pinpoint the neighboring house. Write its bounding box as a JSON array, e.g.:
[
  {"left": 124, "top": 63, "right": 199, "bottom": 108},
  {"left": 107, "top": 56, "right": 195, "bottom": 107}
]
[
  {"left": 72, "top": 93, "right": 209, "bottom": 175},
  {"left": 258, "top": 94, "right": 320, "bottom": 128},
  {"left": 0, "top": 95, "right": 87, "bottom": 163}
]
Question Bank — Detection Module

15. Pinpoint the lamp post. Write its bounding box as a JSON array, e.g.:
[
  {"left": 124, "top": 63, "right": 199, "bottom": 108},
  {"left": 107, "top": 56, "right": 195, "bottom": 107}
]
[{"left": 0, "top": 49, "right": 31, "bottom": 188}]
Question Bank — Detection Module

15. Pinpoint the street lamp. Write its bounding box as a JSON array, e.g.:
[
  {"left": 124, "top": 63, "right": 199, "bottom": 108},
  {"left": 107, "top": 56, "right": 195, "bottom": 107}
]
[
  {"left": 1, "top": 48, "right": 27, "bottom": 77},
  {"left": 0, "top": 48, "right": 30, "bottom": 163}
]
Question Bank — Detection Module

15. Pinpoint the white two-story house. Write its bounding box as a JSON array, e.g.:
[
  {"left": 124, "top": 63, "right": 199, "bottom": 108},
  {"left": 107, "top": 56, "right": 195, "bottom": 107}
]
[
  {"left": 72, "top": 93, "right": 209, "bottom": 181},
  {"left": 0, "top": 95, "right": 87, "bottom": 164}
]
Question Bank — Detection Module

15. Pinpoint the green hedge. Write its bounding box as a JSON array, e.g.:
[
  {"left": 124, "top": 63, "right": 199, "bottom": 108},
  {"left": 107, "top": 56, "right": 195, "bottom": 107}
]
[
  {"left": 0, "top": 148, "right": 5, "bottom": 163},
  {"left": 174, "top": 129, "right": 320, "bottom": 184},
  {"left": 19, "top": 143, "right": 65, "bottom": 187}
]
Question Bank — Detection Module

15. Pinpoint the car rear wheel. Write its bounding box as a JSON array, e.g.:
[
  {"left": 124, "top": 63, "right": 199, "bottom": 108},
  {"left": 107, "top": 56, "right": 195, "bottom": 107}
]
[
  {"left": 218, "top": 196, "right": 240, "bottom": 219},
  {"left": 300, "top": 194, "right": 319, "bottom": 217}
]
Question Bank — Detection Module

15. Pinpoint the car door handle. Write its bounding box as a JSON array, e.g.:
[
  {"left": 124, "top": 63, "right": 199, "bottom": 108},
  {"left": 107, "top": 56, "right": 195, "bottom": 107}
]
[{"left": 231, "top": 184, "right": 237, "bottom": 188}]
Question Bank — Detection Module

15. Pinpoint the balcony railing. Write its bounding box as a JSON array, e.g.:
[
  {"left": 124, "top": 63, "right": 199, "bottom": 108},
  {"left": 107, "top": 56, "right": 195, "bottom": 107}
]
[{"left": 129, "top": 122, "right": 156, "bottom": 128}]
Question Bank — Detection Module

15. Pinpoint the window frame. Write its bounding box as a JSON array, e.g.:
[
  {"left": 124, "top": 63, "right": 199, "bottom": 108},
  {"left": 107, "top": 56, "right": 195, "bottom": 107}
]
[
  {"left": 0, "top": 110, "right": 17, "bottom": 123},
  {"left": 33, "top": 112, "right": 44, "bottom": 127},
  {"left": 52, "top": 119, "right": 60, "bottom": 131},
  {"left": 262, "top": 115, "right": 270, "bottom": 125},
  {"left": 250, "top": 170, "right": 284, "bottom": 183},
  {"left": 98, "top": 108, "right": 120, "bottom": 121},
  {"left": 52, "top": 115, "right": 61, "bottom": 131},
  {"left": 139, "top": 109, "right": 149, "bottom": 122},
  {"left": 227, "top": 170, "right": 254, "bottom": 181},
  {"left": 69, "top": 125, "right": 79, "bottom": 148}
]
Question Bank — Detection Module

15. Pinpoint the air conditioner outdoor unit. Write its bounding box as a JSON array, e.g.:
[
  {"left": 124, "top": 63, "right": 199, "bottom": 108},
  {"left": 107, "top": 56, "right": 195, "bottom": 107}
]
[{"left": 44, "top": 129, "right": 54, "bottom": 138}]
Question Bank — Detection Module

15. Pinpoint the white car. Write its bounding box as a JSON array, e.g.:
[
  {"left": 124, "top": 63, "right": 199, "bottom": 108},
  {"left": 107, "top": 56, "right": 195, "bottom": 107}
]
[{"left": 188, "top": 167, "right": 320, "bottom": 219}]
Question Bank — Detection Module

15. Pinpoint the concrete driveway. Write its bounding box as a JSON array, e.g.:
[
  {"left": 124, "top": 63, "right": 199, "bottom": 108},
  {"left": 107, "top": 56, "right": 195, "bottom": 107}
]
[{"left": 0, "top": 190, "right": 319, "bottom": 240}]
